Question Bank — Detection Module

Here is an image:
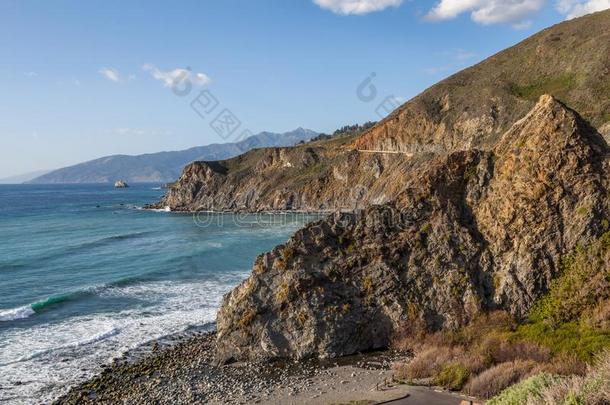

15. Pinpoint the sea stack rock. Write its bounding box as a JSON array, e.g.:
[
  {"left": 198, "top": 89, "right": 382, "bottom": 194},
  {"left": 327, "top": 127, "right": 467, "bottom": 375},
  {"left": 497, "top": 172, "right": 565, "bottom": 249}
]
[{"left": 114, "top": 180, "right": 129, "bottom": 188}]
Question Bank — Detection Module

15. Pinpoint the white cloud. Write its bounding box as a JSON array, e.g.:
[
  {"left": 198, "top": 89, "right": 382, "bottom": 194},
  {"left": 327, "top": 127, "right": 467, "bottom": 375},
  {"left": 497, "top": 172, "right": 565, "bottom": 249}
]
[
  {"left": 313, "top": 0, "right": 403, "bottom": 15},
  {"left": 556, "top": 0, "right": 610, "bottom": 18},
  {"left": 24, "top": 71, "right": 38, "bottom": 77},
  {"left": 99, "top": 67, "right": 120, "bottom": 82},
  {"left": 426, "top": 0, "right": 545, "bottom": 26},
  {"left": 142, "top": 64, "right": 211, "bottom": 88}
]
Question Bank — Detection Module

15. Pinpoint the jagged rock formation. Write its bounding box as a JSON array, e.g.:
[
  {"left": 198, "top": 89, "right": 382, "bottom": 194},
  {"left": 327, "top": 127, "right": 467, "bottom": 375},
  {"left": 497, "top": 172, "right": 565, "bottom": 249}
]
[
  {"left": 215, "top": 96, "right": 610, "bottom": 363},
  {"left": 353, "top": 9, "right": 610, "bottom": 154}
]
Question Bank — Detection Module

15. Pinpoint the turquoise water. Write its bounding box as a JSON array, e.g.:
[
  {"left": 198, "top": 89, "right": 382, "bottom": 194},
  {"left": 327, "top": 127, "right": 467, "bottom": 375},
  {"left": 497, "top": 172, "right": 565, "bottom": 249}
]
[{"left": 0, "top": 184, "right": 317, "bottom": 404}]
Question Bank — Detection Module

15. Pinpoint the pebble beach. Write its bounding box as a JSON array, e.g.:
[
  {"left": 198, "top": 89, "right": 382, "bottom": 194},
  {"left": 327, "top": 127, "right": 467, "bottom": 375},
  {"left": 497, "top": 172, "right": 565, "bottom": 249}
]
[{"left": 54, "top": 331, "right": 413, "bottom": 405}]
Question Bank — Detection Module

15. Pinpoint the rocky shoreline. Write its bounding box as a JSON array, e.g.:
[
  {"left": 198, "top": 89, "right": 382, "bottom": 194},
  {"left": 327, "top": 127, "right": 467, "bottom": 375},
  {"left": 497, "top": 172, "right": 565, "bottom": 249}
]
[{"left": 54, "top": 331, "right": 416, "bottom": 405}]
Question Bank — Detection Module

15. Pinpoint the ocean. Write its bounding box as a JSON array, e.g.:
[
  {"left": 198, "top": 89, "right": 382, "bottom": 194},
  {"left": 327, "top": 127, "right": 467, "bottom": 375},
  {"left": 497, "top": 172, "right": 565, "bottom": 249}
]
[{"left": 0, "top": 184, "right": 318, "bottom": 404}]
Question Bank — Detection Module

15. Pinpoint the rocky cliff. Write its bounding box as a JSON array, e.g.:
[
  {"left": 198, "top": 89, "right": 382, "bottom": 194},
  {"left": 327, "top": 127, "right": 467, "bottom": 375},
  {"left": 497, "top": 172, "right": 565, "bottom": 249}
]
[
  {"left": 215, "top": 96, "right": 610, "bottom": 363},
  {"left": 151, "top": 133, "right": 422, "bottom": 211},
  {"left": 353, "top": 9, "right": 610, "bottom": 154},
  {"left": 155, "top": 11, "right": 610, "bottom": 214}
]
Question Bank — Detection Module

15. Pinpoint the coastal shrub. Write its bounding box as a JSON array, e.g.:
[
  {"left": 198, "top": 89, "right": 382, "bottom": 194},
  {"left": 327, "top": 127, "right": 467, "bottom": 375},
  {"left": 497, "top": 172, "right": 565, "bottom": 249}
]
[
  {"left": 488, "top": 350, "right": 610, "bottom": 404},
  {"left": 466, "top": 360, "right": 537, "bottom": 399},
  {"left": 511, "top": 321, "right": 610, "bottom": 362},
  {"left": 462, "top": 311, "right": 515, "bottom": 343},
  {"left": 390, "top": 231, "right": 610, "bottom": 398},
  {"left": 463, "top": 166, "right": 477, "bottom": 181},
  {"left": 509, "top": 74, "right": 576, "bottom": 101},
  {"left": 488, "top": 339, "right": 551, "bottom": 364},
  {"left": 486, "top": 373, "right": 559, "bottom": 405},
  {"left": 394, "top": 345, "right": 462, "bottom": 380},
  {"left": 575, "top": 206, "right": 589, "bottom": 216},
  {"left": 588, "top": 298, "right": 610, "bottom": 329},
  {"left": 434, "top": 363, "right": 470, "bottom": 390},
  {"left": 505, "top": 231, "right": 610, "bottom": 361},
  {"left": 537, "top": 352, "right": 587, "bottom": 376},
  {"left": 529, "top": 231, "right": 610, "bottom": 328}
]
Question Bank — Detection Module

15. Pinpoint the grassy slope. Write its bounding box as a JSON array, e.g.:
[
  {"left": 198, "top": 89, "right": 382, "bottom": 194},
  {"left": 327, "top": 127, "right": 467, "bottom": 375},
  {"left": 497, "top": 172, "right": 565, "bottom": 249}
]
[{"left": 356, "top": 9, "right": 610, "bottom": 151}]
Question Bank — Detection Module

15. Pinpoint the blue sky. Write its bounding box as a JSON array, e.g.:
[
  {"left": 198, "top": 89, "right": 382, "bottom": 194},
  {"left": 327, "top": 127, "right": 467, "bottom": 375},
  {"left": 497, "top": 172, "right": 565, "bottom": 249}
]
[{"left": 0, "top": 0, "right": 608, "bottom": 177}]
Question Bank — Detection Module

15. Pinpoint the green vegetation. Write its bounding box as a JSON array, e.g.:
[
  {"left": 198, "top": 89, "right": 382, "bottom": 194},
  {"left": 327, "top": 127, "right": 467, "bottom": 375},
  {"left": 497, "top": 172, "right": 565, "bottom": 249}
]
[
  {"left": 392, "top": 231, "right": 610, "bottom": 400},
  {"left": 528, "top": 232, "right": 610, "bottom": 327},
  {"left": 511, "top": 322, "right": 610, "bottom": 362},
  {"left": 507, "top": 231, "right": 610, "bottom": 361},
  {"left": 509, "top": 74, "right": 577, "bottom": 101},
  {"left": 489, "top": 351, "right": 610, "bottom": 404},
  {"left": 575, "top": 206, "right": 589, "bottom": 216},
  {"left": 487, "top": 373, "right": 559, "bottom": 405},
  {"left": 435, "top": 363, "right": 470, "bottom": 390},
  {"left": 307, "top": 121, "right": 376, "bottom": 143}
]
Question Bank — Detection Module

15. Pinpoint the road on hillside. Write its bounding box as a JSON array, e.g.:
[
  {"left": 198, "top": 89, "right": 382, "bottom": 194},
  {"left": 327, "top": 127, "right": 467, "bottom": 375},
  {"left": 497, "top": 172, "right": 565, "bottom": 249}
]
[{"left": 378, "top": 386, "right": 482, "bottom": 405}]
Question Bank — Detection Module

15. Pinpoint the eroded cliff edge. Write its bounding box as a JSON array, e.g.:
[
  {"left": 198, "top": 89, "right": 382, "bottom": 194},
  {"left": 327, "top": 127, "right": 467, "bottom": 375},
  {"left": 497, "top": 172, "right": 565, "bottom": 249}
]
[{"left": 215, "top": 96, "right": 610, "bottom": 363}]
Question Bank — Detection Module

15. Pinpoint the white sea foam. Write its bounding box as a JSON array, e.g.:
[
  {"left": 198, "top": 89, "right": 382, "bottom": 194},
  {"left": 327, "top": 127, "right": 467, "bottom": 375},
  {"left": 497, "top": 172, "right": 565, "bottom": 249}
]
[
  {"left": 0, "top": 305, "right": 35, "bottom": 322},
  {"left": 141, "top": 206, "right": 171, "bottom": 212},
  {"left": 0, "top": 278, "right": 242, "bottom": 404}
]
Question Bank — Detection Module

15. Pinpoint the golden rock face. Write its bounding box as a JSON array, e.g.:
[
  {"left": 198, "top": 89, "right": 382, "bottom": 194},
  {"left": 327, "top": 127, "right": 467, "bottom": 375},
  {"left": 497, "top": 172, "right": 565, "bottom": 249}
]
[{"left": 214, "top": 96, "right": 610, "bottom": 363}]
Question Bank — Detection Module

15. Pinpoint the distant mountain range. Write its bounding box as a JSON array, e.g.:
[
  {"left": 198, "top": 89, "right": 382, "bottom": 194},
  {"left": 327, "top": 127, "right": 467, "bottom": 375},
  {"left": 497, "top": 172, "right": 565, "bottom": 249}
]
[
  {"left": 27, "top": 128, "right": 317, "bottom": 184},
  {"left": 0, "top": 170, "right": 51, "bottom": 184}
]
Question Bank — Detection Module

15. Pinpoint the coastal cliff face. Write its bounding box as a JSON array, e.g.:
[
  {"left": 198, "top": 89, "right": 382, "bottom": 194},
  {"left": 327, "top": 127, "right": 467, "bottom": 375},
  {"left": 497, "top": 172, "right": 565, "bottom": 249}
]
[
  {"left": 153, "top": 134, "right": 421, "bottom": 212},
  {"left": 155, "top": 10, "right": 610, "bottom": 214},
  {"left": 215, "top": 96, "right": 610, "bottom": 363}
]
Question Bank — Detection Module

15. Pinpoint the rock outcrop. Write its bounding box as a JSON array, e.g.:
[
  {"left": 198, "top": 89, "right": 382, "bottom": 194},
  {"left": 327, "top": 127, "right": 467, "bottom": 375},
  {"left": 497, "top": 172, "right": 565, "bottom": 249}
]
[
  {"left": 215, "top": 96, "right": 610, "bottom": 363},
  {"left": 152, "top": 134, "right": 422, "bottom": 212},
  {"left": 353, "top": 9, "right": 610, "bottom": 154},
  {"left": 154, "top": 11, "right": 610, "bottom": 214}
]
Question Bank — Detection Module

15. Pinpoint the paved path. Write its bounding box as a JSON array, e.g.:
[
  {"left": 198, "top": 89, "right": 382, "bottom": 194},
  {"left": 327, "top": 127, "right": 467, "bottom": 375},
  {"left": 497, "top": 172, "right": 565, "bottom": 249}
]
[
  {"left": 357, "top": 149, "right": 414, "bottom": 156},
  {"left": 378, "top": 386, "right": 482, "bottom": 405}
]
